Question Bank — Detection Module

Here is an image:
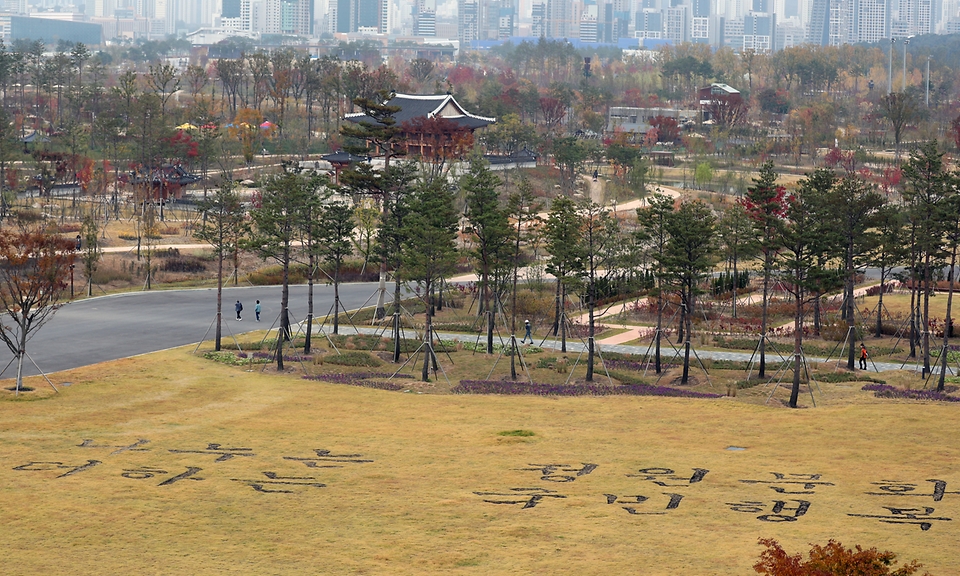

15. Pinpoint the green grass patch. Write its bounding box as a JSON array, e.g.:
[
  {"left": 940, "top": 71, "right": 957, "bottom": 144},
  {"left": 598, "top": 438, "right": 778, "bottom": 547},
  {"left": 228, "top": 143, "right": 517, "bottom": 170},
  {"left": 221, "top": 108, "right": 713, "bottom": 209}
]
[
  {"left": 324, "top": 351, "right": 383, "bottom": 367},
  {"left": 497, "top": 429, "right": 535, "bottom": 437}
]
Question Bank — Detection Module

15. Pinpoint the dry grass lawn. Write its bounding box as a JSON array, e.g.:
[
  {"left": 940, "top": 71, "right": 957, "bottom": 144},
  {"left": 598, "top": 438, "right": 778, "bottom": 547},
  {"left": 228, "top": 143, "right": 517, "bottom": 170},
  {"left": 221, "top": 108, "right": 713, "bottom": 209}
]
[{"left": 1, "top": 348, "right": 959, "bottom": 575}]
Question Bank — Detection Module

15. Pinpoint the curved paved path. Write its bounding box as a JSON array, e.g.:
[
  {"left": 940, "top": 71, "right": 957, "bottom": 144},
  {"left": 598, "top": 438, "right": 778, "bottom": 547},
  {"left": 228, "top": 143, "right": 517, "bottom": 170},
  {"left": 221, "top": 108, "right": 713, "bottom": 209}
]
[
  {"left": 0, "top": 282, "right": 388, "bottom": 380},
  {"left": 2, "top": 280, "right": 941, "bottom": 383}
]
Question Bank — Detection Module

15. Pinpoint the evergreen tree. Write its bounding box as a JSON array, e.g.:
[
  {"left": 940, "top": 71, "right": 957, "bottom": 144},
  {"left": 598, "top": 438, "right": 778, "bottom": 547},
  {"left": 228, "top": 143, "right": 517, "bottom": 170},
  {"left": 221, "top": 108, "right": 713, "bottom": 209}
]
[
  {"left": 246, "top": 165, "right": 314, "bottom": 369},
  {"left": 462, "top": 154, "right": 509, "bottom": 353},
  {"left": 740, "top": 161, "right": 788, "bottom": 378},
  {"left": 543, "top": 195, "right": 585, "bottom": 352},
  {"left": 636, "top": 192, "right": 675, "bottom": 373},
  {"left": 662, "top": 200, "right": 716, "bottom": 385},
  {"left": 778, "top": 173, "right": 832, "bottom": 407},
  {"left": 400, "top": 178, "right": 459, "bottom": 381},
  {"left": 902, "top": 141, "right": 951, "bottom": 376}
]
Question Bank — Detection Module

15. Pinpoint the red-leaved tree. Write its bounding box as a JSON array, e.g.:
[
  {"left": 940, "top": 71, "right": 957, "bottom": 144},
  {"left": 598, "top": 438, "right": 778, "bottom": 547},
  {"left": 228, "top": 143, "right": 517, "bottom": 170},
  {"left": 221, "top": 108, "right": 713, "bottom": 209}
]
[
  {"left": 754, "top": 538, "right": 926, "bottom": 576},
  {"left": 0, "top": 222, "right": 76, "bottom": 393}
]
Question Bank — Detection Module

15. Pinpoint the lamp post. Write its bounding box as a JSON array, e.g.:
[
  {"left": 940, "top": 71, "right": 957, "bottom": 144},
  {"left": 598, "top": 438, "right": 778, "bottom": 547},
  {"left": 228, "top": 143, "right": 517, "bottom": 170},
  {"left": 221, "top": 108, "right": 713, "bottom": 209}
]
[
  {"left": 69, "top": 264, "right": 74, "bottom": 299},
  {"left": 888, "top": 38, "right": 896, "bottom": 93},
  {"left": 926, "top": 56, "right": 931, "bottom": 107},
  {"left": 902, "top": 38, "right": 910, "bottom": 91}
]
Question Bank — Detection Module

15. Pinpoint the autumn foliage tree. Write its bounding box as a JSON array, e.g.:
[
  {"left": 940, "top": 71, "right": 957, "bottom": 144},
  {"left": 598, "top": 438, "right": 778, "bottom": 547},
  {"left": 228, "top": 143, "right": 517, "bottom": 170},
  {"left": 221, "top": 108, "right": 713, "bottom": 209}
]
[
  {"left": 754, "top": 538, "right": 926, "bottom": 576},
  {"left": 0, "top": 222, "right": 76, "bottom": 393}
]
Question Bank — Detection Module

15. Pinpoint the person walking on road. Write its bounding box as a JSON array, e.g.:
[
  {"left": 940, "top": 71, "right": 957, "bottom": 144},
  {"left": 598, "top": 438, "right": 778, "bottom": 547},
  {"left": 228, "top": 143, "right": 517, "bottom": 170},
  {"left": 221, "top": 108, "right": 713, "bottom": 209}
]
[
  {"left": 859, "top": 343, "right": 868, "bottom": 370},
  {"left": 521, "top": 320, "right": 533, "bottom": 344},
  {"left": 235, "top": 300, "right": 243, "bottom": 321},
  {"left": 255, "top": 300, "right": 261, "bottom": 322}
]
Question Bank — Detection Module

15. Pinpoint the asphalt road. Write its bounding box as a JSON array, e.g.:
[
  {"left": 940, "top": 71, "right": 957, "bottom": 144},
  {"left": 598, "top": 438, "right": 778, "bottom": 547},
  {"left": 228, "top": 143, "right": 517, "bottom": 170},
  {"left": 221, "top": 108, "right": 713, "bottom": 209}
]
[{"left": 0, "top": 282, "right": 390, "bottom": 380}]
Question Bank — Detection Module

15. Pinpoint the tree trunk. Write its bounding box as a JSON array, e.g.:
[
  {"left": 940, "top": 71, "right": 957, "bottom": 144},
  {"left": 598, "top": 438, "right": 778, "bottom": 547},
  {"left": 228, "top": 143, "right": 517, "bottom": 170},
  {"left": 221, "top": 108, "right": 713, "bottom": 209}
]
[
  {"left": 760, "top": 255, "right": 770, "bottom": 378},
  {"left": 393, "top": 278, "right": 402, "bottom": 363},
  {"left": 586, "top": 288, "right": 595, "bottom": 382},
  {"left": 731, "top": 255, "right": 738, "bottom": 319},
  {"left": 923, "top": 251, "right": 932, "bottom": 376},
  {"left": 655, "top": 291, "right": 663, "bottom": 374},
  {"left": 333, "top": 261, "right": 341, "bottom": 336},
  {"left": 305, "top": 257, "right": 315, "bottom": 352},
  {"left": 680, "top": 287, "right": 693, "bottom": 385},
  {"left": 421, "top": 289, "right": 432, "bottom": 382},
  {"left": 15, "top": 324, "right": 26, "bottom": 393},
  {"left": 215, "top": 245, "right": 223, "bottom": 351},
  {"left": 846, "top": 248, "right": 856, "bottom": 371},
  {"left": 938, "top": 244, "right": 957, "bottom": 392},
  {"left": 560, "top": 284, "right": 567, "bottom": 353},
  {"left": 552, "top": 279, "right": 561, "bottom": 336},
  {"left": 875, "top": 267, "right": 886, "bottom": 338},
  {"left": 789, "top": 292, "right": 803, "bottom": 408}
]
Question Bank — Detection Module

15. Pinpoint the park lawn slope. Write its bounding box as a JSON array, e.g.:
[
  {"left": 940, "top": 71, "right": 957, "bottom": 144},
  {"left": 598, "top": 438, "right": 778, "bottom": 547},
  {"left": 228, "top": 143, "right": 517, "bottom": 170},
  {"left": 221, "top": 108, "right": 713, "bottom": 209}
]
[{"left": 0, "top": 348, "right": 957, "bottom": 575}]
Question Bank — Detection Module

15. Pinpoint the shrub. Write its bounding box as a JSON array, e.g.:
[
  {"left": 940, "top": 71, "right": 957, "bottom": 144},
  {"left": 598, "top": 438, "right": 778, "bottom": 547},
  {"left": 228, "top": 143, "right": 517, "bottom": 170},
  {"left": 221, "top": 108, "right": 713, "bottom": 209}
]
[
  {"left": 821, "top": 319, "right": 863, "bottom": 342},
  {"left": 324, "top": 351, "right": 383, "bottom": 367},
  {"left": 754, "top": 537, "right": 924, "bottom": 575},
  {"left": 160, "top": 256, "right": 206, "bottom": 273}
]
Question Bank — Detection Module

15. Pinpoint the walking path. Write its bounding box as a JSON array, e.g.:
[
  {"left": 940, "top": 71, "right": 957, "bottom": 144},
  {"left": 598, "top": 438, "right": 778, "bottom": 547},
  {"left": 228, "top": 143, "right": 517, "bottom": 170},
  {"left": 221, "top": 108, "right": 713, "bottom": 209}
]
[{"left": 313, "top": 322, "right": 945, "bottom": 376}]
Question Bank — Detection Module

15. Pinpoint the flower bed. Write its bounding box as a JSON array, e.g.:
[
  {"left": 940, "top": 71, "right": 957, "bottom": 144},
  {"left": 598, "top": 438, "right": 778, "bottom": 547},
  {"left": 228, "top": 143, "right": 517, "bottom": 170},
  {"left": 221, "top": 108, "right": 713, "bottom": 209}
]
[
  {"left": 861, "top": 383, "right": 960, "bottom": 402},
  {"left": 452, "top": 379, "right": 721, "bottom": 398},
  {"left": 303, "top": 371, "right": 413, "bottom": 391},
  {"left": 252, "top": 351, "right": 313, "bottom": 362}
]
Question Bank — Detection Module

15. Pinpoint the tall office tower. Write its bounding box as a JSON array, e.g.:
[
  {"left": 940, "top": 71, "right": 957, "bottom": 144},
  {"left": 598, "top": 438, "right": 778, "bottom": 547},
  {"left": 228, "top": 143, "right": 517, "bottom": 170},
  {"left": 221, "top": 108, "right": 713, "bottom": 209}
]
[
  {"left": 723, "top": 16, "right": 744, "bottom": 46},
  {"left": 806, "top": 0, "right": 842, "bottom": 44},
  {"left": 414, "top": 0, "right": 437, "bottom": 35},
  {"left": 546, "top": 0, "right": 575, "bottom": 38},
  {"left": 635, "top": 7, "right": 663, "bottom": 37},
  {"left": 532, "top": 1, "right": 546, "bottom": 35},
  {"left": 663, "top": 4, "right": 689, "bottom": 42},
  {"left": 336, "top": 0, "right": 352, "bottom": 31},
  {"left": 336, "top": 0, "right": 381, "bottom": 32},
  {"left": 496, "top": 0, "right": 517, "bottom": 38},
  {"left": 379, "top": 0, "right": 389, "bottom": 33},
  {"left": 901, "top": 0, "right": 933, "bottom": 33},
  {"left": 743, "top": 11, "right": 774, "bottom": 50},
  {"left": 459, "top": 0, "right": 479, "bottom": 44},
  {"left": 265, "top": 0, "right": 314, "bottom": 34},
  {"left": 610, "top": 0, "right": 630, "bottom": 38},
  {"left": 479, "top": 0, "right": 498, "bottom": 39},
  {"left": 690, "top": 0, "right": 712, "bottom": 42},
  {"left": 850, "top": 0, "right": 890, "bottom": 42},
  {"left": 580, "top": 1, "right": 598, "bottom": 40}
]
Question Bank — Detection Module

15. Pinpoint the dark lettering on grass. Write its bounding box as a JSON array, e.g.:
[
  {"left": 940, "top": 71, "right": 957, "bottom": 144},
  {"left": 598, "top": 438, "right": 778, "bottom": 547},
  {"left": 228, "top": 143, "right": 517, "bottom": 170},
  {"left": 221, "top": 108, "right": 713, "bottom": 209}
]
[
  {"left": 122, "top": 466, "right": 205, "bottom": 486},
  {"left": 283, "top": 449, "right": 374, "bottom": 467},
  {"left": 739, "top": 472, "right": 834, "bottom": 494},
  {"left": 474, "top": 487, "right": 566, "bottom": 509},
  {"left": 866, "top": 479, "right": 958, "bottom": 501},
  {"left": 232, "top": 472, "right": 326, "bottom": 493},
  {"left": 78, "top": 438, "right": 151, "bottom": 455},
  {"left": 848, "top": 507, "right": 952, "bottom": 531},
  {"left": 13, "top": 460, "right": 101, "bottom": 478},
  {"left": 517, "top": 463, "right": 598, "bottom": 482},
  {"left": 605, "top": 493, "right": 684, "bottom": 514},
  {"left": 626, "top": 467, "right": 708, "bottom": 486},
  {"left": 169, "top": 443, "right": 254, "bottom": 462},
  {"left": 726, "top": 500, "right": 811, "bottom": 522}
]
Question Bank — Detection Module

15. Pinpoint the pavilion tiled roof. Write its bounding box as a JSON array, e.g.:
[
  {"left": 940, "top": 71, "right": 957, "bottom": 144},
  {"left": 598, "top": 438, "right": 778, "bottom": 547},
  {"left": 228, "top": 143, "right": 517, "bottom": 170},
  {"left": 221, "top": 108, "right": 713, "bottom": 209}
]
[{"left": 344, "top": 93, "right": 495, "bottom": 130}]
